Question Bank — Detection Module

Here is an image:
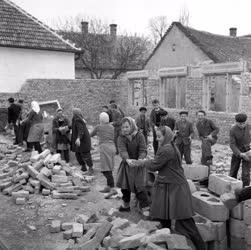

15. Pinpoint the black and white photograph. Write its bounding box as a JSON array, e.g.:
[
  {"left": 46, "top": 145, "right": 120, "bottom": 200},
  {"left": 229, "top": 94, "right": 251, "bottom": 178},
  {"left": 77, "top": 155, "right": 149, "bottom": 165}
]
[{"left": 1, "top": 0, "right": 251, "bottom": 249}]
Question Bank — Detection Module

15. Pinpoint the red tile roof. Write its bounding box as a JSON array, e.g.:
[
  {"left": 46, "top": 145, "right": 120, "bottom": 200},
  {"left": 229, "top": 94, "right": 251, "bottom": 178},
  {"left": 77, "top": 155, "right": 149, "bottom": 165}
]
[
  {"left": 0, "top": 0, "right": 79, "bottom": 52},
  {"left": 145, "top": 22, "right": 251, "bottom": 66}
]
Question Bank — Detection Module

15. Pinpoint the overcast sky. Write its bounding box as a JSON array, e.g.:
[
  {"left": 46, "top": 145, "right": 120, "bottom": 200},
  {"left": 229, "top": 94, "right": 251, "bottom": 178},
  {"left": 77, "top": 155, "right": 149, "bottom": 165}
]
[{"left": 12, "top": 0, "right": 251, "bottom": 37}]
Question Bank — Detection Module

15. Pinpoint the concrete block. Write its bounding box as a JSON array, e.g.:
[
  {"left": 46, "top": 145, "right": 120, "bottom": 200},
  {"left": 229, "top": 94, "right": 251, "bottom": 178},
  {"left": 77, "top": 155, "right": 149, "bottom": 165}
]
[
  {"left": 231, "top": 202, "right": 244, "bottom": 220},
  {"left": 193, "top": 213, "right": 226, "bottom": 241},
  {"left": 26, "top": 165, "right": 39, "bottom": 179},
  {"left": 72, "top": 223, "right": 83, "bottom": 238},
  {"left": 39, "top": 149, "right": 50, "bottom": 159},
  {"left": 63, "top": 229, "right": 72, "bottom": 240},
  {"left": 61, "top": 222, "right": 74, "bottom": 231},
  {"left": 209, "top": 174, "right": 242, "bottom": 196},
  {"left": 119, "top": 233, "right": 146, "bottom": 249},
  {"left": 245, "top": 225, "right": 251, "bottom": 245},
  {"left": 244, "top": 200, "right": 251, "bottom": 225},
  {"left": 49, "top": 154, "right": 61, "bottom": 164},
  {"left": 220, "top": 192, "right": 238, "bottom": 210},
  {"left": 207, "top": 237, "right": 227, "bottom": 250},
  {"left": 192, "top": 191, "right": 229, "bottom": 221},
  {"left": 15, "top": 197, "right": 26, "bottom": 205},
  {"left": 230, "top": 237, "right": 246, "bottom": 250},
  {"left": 12, "top": 190, "right": 29, "bottom": 200},
  {"left": 51, "top": 175, "right": 68, "bottom": 183},
  {"left": 230, "top": 218, "right": 246, "bottom": 238},
  {"left": 50, "top": 220, "right": 61, "bottom": 233},
  {"left": 42, "top": 188, "right": 51, "bottom": 196},
  {"left": 183, "top": 164, "right": 208, "bottom": 181},
  {"left": 187, "top": 179, "right": 198, "bottom": 194},
  {"left": 166, "top": 234, "right": 192, "bottom": 250},
  {"left": 40, "top": 167, "right": 52, "bottom": 177},
  {"left": 52, "top": 190, "right": 77, "bottom": 199}
]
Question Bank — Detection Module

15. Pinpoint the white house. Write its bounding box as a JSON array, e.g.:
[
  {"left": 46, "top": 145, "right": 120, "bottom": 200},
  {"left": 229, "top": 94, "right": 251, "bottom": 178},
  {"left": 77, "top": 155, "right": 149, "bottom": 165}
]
[{"left": 0, "top": 0, "right": 80, "bottom": 92}]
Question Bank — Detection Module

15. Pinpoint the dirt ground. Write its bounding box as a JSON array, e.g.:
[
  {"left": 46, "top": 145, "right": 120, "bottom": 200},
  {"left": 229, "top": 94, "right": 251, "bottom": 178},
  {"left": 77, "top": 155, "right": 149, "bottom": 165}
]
[{"left": 0, "top": 133, "right": 236, "bottom": 250}]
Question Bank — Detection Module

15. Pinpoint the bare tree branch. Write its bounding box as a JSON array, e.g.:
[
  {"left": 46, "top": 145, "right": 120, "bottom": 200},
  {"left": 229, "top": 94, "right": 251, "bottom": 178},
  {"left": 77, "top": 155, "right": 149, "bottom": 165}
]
[{"left": 179, "top": 5, "right": 190, "bottom": 26}]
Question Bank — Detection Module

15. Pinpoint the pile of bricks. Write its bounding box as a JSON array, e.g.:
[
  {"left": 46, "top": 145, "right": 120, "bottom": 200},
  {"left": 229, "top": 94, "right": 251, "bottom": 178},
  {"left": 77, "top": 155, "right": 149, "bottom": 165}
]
[
  {"left": 0, "top": 146, "right": 93, "bottom": 205},
  {"left": 49, "top": 211, "right": 194, "bottom": 250}
]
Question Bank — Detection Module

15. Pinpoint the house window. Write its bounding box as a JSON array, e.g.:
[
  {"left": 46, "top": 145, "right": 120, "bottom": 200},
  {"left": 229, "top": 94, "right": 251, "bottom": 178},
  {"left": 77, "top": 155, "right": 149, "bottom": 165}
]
[
  {"left": 161, "top": 77, "right": 186, "bottom": 109},
  {"left": 130, "top": 79, "right": 147, "bottom": 106}
]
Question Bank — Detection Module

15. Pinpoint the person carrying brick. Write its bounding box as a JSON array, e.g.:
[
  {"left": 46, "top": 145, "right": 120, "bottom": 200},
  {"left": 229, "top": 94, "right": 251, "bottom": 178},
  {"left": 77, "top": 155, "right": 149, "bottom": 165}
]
[
  {"left": 150, "top": 99, "right": 168, "bottom": 155},
  {"left": 229, "top": 113, "right": 251, "bottom": 187},
  {"left": 174, "top": 110, "right": 194, "bottom": 164},
  {"left": 196, "top": 110, "right": 219, "bottom": 166}
]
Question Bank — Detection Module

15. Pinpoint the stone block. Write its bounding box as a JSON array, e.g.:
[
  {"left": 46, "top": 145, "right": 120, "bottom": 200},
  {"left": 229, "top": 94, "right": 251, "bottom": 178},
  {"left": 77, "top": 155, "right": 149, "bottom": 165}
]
[
  {"left": 166, "top": 234, "right": 192, "bottom": 250},
  {"left": 183, "top": 164, "right": 208, "bottom": 181},
  {"left": 42, "top": 189, "right": 51, "bottom": 196},
  {"left": 50, "top": 220, "right": 61, "bottom": 233},
  {"left": 207, "top": 237, "right": 227, "bottom": 250},
  {"left": 72, "top": 223, "right": 83, "bottom": 238},
  {"left": 244, "top": 200, "right": 251, "bottom": 225},
  {"left": 51, "top": 175, "right": 68, "bottom": 183},
  {"left": 16, "top": 197, "right": 26, "bottom": 205},
  {"left": 49, "top": 154, "right": 61, "bottom": 164},
  {"left": 245, "top": 225, "right": 251, "bottom": 245},
  {"left": 192, "top": 191, "right": 229, "bottom": 221},
  {"left": 230, "top": 237, "right": 246, "bottom": 250},
  {"left": 26, "top": 165, "right": 39, "bottom": 179},
  {"left": 40, "top": 167, "right": 52, "bottom": 177},
  {"left": 61, "top": 222, "right": 74, "bottom": 231},
  {"left": 119, "top": 233, "right": 146, "bottom": 249},
  {"left": 63, "top": 229, "right": 72, "bottom": 240},
  {"left": 231, "top": 202, "right": 244, "bottom": 220},
  {"left": 12, "top": 190, "right": 29, "bottom": 200},
  {"left": 52, "top": 190, "right": 77, "bottom": 199},
  {"left": 208, "top": 174, "right": 242, "bottom": 196},
  {"left": 39, "top": 149, "right": 50, "bottom": 159},
  {"left": 230, "top": 218, "right": 246, "bottom": 238},
  {"left": 193, "top": 213, "right": 226, "bottom": 241},
  {"left": 111, "top": 218, "right": 130, "bottom": 230}
]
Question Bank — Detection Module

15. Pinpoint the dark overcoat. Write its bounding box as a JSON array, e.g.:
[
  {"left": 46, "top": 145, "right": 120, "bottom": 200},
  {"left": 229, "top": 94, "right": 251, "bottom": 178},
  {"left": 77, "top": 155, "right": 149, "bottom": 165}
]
[
  {"left": 52, "top": 116, "right": 70, "bottom": 146},
  {"left": 144, "top": 143, "right": 194, "bottom": 220},
  {"left": 71, "top": 117, "right": 91, "bottom": 153}
]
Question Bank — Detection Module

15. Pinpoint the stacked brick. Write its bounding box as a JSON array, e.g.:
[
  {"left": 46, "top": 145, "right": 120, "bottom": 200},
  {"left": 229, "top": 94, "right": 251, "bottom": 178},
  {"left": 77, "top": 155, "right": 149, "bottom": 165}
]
[{"left": 0, "top": 146, "right": 92, "bottom": 204}]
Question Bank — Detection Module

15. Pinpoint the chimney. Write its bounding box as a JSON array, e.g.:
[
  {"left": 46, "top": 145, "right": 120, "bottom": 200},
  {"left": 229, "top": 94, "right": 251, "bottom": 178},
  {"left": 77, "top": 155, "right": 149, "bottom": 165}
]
[
  {"left": 81, "top": 21, "right": 88, "bottom": 34},
  {"left": 229, "top": 27, "right": 237, "bottom": 37},
  {"left": 110, "top": 24, "right": 117, "bottom": 38}
]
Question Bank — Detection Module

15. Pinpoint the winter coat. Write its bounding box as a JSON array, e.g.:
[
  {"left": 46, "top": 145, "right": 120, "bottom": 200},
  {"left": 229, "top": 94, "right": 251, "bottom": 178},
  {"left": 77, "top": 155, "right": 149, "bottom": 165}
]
[{"left": 175, "top": 120, "right": 194, "bottom": 145}]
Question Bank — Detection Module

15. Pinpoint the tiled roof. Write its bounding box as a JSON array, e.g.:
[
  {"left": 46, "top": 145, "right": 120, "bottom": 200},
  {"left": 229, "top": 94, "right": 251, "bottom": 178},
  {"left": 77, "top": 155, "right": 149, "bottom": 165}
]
[
  {"left": 0, "top": 0, "right": 79, "bottom": 52},
  {"left": 145, "top": 22, "right": 251, "bottom": 66}
]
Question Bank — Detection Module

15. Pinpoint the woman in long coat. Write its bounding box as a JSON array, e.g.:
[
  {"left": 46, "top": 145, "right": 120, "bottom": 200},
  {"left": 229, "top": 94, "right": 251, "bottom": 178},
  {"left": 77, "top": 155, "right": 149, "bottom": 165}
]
[
  {"left": 90, "top": 112, "right": 117, "bottom": 198},
  {"left": 71, "top": 108, "right": 93, "bottom": 175},
  {"left": 116, "top": 117, "right": 150, "bottom": 213},
  {"left": 127, "top": 126, "right": 206, "bottom": 250},
  {"left": 21, "top": 101, "right": 44, "bottom": 153}
]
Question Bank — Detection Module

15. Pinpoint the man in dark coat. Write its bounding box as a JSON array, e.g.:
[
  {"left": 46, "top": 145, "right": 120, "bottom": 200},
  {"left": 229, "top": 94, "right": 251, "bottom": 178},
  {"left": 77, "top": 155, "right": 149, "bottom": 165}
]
[
  {"left": 160, "top": 112, "right": 176, "bottom": 131},
  {"left": 135, "top": 107, "right": 150, "bottom": 144},
  {"left": 150, "top": 99, "right": 168, "bottom": 155},
  {"left": 196, "top": 110, "right": 219, "bottom": 166},
  {"left": 109, "top": 100, "right": 124, "bottom": 118},
  {"left": 229, "top": 113, "right": 251, "bottom": 187},
  {"left": 7, "top": 97, "right": 21, "bottom": 145},
  {"left": 174, "top": 111, "right": 194, "bottom": 164},
  {"left": 102, "top": 105, "right": 112, "bottom": 123},
  {"left": 71, "top": 108, "right": 93, "bottom": 174}
]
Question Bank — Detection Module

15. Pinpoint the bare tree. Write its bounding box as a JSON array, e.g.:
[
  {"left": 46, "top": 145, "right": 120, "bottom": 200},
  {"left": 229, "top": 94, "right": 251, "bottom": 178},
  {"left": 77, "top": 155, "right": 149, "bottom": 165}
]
[
  {"left": 55, "top": 16, "right": 151, "bottom": 79},
  {"left": 148, "top": 16, "right": 169, "bottom": 45},
  {"left": 179, "top": 5, "right": 190, "bottom": 26}
]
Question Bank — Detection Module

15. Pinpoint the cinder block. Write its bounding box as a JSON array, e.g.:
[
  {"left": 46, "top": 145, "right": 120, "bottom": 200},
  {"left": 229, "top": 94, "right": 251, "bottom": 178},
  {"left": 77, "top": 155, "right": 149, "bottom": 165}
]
[
  {"left": 231, "top": 202, "right": 244, "bottom": 220},
  {"left": 183, "top": 164, "right": 208, "bottom": 181},
  {"left": 244, "top": 200, "right": 251, "bottom": 225},
  {"left": 209, "top": 174, "right": 242, "bottom": 196},
  {"left": 245, "top": 225, "right": 251, "bottom": 245},
  {"left": 193, "top": 213, "right": 226, "bottom": 241},
  {"left": 72, "top": 223, "right": 83, "bottom": 238},
  {"left": 230, "top": 218, "right": 246, "bottom": 238},
  {"left": 207, "top": 237, "right": 227, "bottom": 250},
  {"left": 192, "top": 191, "right": 229, "bottom": 221},
  {"left": 50, "top": 220, "right": 61, "bottom": 233},
  {"left": 16, "top": 197, "right": 26, "bottom": 205}
]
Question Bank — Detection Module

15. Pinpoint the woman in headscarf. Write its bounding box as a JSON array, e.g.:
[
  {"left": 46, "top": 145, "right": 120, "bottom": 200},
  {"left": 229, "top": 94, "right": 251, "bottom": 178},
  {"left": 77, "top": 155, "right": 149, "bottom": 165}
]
[
  {"left": 52, "top": 108, "right": 71, "bottom": 162},
  {"left": 71, "top": 108, "right": 94, "bottom": 175},
  {"left": 116, "top": 117, "right": 150, "bottom": 213},
  {"left": 90, "top": 112, "right": 117, "bottom": 198},
  {"left": 127, "top": 126, "right": 206, "bottom": 250},
  {"left": 21, "top": 101, "right": 44, "bottom": 153}
]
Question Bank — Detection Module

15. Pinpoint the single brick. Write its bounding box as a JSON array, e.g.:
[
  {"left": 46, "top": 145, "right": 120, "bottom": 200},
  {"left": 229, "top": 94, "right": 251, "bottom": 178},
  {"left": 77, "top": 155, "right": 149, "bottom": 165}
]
[
  {"left": 51, "top": 175, "right": 68, "bottom": 183},
  {"left": 16, "top": 197, "right": 26, "bottom": 205},
  {"left": 183, "top": 164, "right": 208, "bottom": 181}
]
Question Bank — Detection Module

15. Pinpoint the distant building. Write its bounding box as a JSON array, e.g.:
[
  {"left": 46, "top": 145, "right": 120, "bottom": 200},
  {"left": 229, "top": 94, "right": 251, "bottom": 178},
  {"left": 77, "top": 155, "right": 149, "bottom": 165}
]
[{"left": 0, "top": 0, "right": 79, "bottom": 92}]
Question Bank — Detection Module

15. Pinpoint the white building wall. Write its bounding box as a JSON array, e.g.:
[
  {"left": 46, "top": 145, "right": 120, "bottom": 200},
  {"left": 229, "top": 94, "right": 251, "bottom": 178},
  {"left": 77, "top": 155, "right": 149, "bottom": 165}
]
[{"left": 0, "top": 47, "right": 75, "bottom": 92}]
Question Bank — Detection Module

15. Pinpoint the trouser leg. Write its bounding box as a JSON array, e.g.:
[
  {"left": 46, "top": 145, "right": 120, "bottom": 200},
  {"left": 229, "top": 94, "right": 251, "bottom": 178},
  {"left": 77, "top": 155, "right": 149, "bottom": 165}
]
[
  {"left": 81, "top": 152, "right": 93, "bottom": 169},
  {"left": 159, "top": 219, "right": 172, "bottom": 228},
  {"left": 242, "top": 160, "right": 251, "bottom": 187},
  {"left": 236, "top": 186, "right": 251, "bottom": 202},
  {"left": 175, "top": 218, "right": 206, "bottom": 250},
  {"left": 34, "top": 141, "right": 42, "bottom": 153},
  {"left": 13, "top": 124, "right": 18, "bottom": 143},
  {"left": 114, "top": 128, "right": 120, "bottom": 154},
  {"left": 135, "top": 188, "right": 150, "bottom": 209},
  {"left": 102, "top": 171, "right": 115, "bottom": 188},
  {"left": 184, "top": 143, "right": 192, "bottom": 164},
  {"left": 64, "top": 150, "right": 69, "bottom": 163},
  {"left": 230, "top": 154, "right": 241, "bottom": 179},
  {"left": 177, "top": 143, "right": 184, "bottom": 161},
  {"left": 121, "top": 189, "right": 131, "bottom": 203},
  {"left": 17, "top": 124, "right": 24, "bottom": 144},
  {"left": 153, "top": 128, "right": 158, "bottom": 155},
  {"left": 75, "top": 152, "right": 87, "bottom": 171}
]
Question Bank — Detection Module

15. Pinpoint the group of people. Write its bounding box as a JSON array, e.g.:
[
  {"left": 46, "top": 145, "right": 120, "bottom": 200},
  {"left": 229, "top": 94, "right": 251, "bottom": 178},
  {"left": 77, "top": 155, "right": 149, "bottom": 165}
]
[{"left": 6, "top": 97, "right": 251, "bottom": 250}]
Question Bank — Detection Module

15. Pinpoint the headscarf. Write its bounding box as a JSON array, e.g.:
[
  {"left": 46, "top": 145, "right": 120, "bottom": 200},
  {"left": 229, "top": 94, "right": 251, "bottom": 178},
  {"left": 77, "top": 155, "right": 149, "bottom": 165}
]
[
  {"left": 158, "top": 126, "right": 174, "bottom": 147},
  {"left": 72, "top": 108, "right": 86, "bottom": 123},
  {"left": 121, "top": 117, "right": 138, "bottom": 136},
  {"left": 31, "top": 101, "right": 40, "bottom": 114},
  {"left": 99, "top": 112, "right": 109, "bottom": 124}
]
